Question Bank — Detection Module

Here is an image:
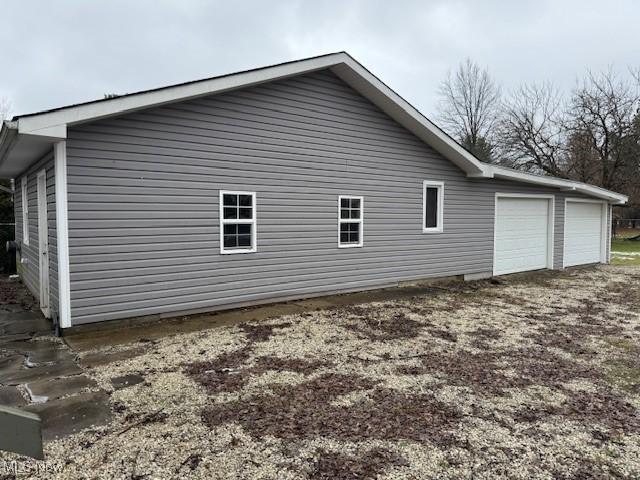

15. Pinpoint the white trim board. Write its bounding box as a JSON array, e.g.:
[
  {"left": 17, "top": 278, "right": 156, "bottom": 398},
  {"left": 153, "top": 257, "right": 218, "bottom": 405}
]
[
  {"left": 493, "top": 193, "right": 555, "bottom": 276},
  {"left": 20, "top": 176, "right": 29, "bottom": 245},
  {"left": 36, "top": 169, "right": 50, "bottom": 318},
  {"left": 562, "top": 198, "right": 608, "bottom": 269},
  {"left": 54, "top": 141, "right": 72, "bottom": 328}
]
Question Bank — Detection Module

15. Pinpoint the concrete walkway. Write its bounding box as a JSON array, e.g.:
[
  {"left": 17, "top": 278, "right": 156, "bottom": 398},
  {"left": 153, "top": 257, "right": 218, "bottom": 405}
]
[{"left": 0, "top": 277, "right": 111, "bottom": 440}]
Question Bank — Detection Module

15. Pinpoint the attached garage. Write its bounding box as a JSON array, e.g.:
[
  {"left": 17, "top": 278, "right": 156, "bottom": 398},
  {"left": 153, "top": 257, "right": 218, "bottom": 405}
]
[
  {"left": 493, "top": 195, "right": 554, "bottom": 276},
  {"left": 563, "top": 200, "right": 607, "bottom": 267}
]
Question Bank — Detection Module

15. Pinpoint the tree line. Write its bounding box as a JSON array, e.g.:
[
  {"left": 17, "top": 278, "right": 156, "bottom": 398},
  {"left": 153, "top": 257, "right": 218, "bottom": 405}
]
[{"left": 437, "top": 60, "right": 640, "bottom": 209}]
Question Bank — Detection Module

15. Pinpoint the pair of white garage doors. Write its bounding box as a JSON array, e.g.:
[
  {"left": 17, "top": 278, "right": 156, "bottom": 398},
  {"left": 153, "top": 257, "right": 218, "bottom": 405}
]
[{"left": 494, "top": 195, "right": 608, "bottom": 276}]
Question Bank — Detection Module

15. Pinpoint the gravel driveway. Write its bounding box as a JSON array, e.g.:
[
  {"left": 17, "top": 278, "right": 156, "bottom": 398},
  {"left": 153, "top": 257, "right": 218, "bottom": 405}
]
[{"left": 4, "top": 265, "right": 640, "bottom": 479}]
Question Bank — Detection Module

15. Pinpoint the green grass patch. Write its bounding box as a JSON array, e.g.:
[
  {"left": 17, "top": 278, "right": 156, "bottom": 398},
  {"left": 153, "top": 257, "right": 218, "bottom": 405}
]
[
  {"left": 605, "top": 361, "right": 640, "bottom": 392},
  {"left": 604, "top": 337, "right": 638, "bottom": 352},
  {"left": 611, "top": 239, "right": 640, "bottom": 266}
]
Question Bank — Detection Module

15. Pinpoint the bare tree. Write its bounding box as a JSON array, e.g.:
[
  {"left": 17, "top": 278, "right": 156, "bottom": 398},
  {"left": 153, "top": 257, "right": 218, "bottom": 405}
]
[
  {"left": 497, "top": 82, "right": 568, "bottom": 177},
  {"left": 437, "top": 59, "right": 501, "bottom": 161},
  {"left": 566, "top": 69, "right": 640, "bottom": 193},
  {"left": 565, "top": 128, "right": 601, "bottom": 184},
  {"left": 0, "top": 97, "right": 11, "bottom": 122}
]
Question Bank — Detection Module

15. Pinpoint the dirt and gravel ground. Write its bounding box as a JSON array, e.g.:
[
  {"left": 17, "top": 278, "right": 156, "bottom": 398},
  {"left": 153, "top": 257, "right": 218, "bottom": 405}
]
[{"left": 2, "top": 265, "right": 640, "bottom": 479}]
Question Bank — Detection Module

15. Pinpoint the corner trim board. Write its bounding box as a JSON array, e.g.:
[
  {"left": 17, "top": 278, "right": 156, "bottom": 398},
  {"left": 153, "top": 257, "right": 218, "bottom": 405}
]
[{"left": 54, "top": 141, "right": 72, "bottom": 328}]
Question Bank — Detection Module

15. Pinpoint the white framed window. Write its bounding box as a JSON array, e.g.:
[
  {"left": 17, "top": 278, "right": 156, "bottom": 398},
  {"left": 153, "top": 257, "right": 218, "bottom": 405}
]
[
  {"left": 21, "top": 177, "right": 29, "bottom": 245},
  {"left": 219, "top": 191, "right": 256, "bottom": 254},
  {"left": 423, "top": 181, "right": 444, "bottom": 233},
  {"left": 338, "top": 196, "right": 363, "bottom": 248}
]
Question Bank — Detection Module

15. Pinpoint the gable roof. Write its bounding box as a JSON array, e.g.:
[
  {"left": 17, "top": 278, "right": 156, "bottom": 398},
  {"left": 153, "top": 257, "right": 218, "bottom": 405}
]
[{"left": 0, "top": 52, "right": 627, "bottom": 204}]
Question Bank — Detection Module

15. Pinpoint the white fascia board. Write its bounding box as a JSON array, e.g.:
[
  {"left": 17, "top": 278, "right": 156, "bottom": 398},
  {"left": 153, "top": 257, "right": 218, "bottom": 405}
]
[
  {"left": 487, "top": 165, "right": 628, "bottom": 204},
  {"left": 17, "top": 123, "right": 67, "bottom": 140},
  {"left": 15, "top": 54, "right": 350, "bottom": 138}
]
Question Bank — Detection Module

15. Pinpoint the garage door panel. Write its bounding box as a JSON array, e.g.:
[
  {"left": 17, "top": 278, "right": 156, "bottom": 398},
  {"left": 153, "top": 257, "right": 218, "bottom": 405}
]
[
  {"left": 564, "top": 202, "right": 603, "bottom": 267},
  {"left": 494, "top": 197, "right": 551, "bottom": 276}
]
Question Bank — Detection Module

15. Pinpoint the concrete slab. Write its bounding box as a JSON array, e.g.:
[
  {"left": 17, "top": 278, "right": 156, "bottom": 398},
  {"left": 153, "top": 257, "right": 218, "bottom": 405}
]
[
  {"left": 26, "top": 375, "right": 97, "bottom": 402},
  {"left": 0, "top": 386, "right": 27, "bottom": 407},
  {"left": 0, "top": 304, "right": 31, "bottom": 314},
  {"left": 0, "top": 354, "right": 25, "bottom": 377},
  {"left": 110, "top": 374, "right": 144, "bottom": 390},
  {"left": 1, "top": 340, "right": 68, "bottom": 365},
  {"left": 2, "top": 359, "right": 83, "bottom": 386},
  {"left": 0, "top": 311, "right": 43, "bottom": 322},
  {"left": 1, "top": 317, "right": 52, "bottom": 336},
  {"left": 25, "top": 391, "right": 112, "bottom": 440},
  {"left": 79, "top": 346, "right": 148, "bottom": 368},
  {"left": 0, "top": 405, "right": 43, "bottom": 459},
  {"left": 0, "top": 333, "right": 33, "bottom": 345}
]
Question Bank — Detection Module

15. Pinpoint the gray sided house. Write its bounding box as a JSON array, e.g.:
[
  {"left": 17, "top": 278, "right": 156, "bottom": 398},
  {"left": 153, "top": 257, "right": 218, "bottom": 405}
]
[{"left": 0, "top": 53, "right": 627, "bottom": 330}]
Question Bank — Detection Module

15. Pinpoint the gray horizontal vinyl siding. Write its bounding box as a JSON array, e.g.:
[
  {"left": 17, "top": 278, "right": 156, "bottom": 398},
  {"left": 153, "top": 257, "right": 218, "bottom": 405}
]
[
  {"left": 14, "top": 151, "right": 58, "bottom": 316},
  {"left": 65, "top": 70, "right": 582, "bottom": 325}
]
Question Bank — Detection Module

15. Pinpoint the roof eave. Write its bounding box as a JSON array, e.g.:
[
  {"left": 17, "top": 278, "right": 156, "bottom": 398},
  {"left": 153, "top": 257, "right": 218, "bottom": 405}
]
[
  {"left": 15, "top": 53, "right": 352, "bottom": 139},
  {"left": 0, "top": 121, "right": 19, "bottom": 172},
  {"left": 486, "top": 165, "right": 628, "bottom": 204}
]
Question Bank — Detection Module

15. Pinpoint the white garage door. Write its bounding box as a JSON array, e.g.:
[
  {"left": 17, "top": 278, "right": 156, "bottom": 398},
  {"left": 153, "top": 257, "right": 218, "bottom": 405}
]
[
  {"left": 564, "top": 201, "right": 604, "bottom": 267},
  {"left": 494, "top": 197, "right": 552, "bottom": 275}
]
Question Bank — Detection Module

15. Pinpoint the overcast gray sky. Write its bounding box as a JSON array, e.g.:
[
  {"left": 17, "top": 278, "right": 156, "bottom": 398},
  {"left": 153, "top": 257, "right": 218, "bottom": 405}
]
[{"left": 2, "top": 0, "right": 639, "bottom": 119}]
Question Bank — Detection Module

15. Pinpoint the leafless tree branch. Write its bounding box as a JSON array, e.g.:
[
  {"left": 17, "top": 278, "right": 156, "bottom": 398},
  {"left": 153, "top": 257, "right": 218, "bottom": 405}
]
[
  {"left": 437, "top": 59, "right": 501, "bottom": 161},
  {"left": 496, "top": 82, "right": 569, "bottom": 177},
  {"left": 567, "top": 68, "right": 640, "bottom": 192}
]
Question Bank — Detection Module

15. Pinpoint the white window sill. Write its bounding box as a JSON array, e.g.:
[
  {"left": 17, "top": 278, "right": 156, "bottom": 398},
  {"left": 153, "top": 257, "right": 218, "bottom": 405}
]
[
  {"left": 221, "top": 248, "right": 257, "bottom": 255},
  {"left": 422, "top": 227, "right": 443, "bottom": 233},
  {"left": 338, "top": 243, "right": 363, "bottom": 249}
]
